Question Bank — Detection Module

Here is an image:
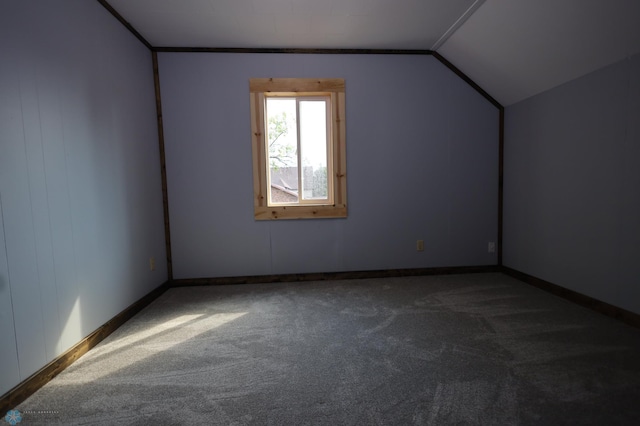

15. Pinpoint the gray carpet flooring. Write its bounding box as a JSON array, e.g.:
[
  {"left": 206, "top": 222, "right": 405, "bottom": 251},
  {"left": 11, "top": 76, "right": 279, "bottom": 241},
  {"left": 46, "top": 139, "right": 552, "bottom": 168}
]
[{"left": 16, "top": 273, "right": 640, "bottom": 425}]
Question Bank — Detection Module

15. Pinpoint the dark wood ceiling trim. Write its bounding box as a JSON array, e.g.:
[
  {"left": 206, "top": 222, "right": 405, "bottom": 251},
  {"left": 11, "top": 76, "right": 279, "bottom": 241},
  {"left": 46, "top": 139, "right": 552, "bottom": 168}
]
[
  {"left": 498, "top": 108, "right": 504, "bottom": 266},
  {"left": 152, "top": 46, "right": 434, "bottom": 55},
  {"left": 97, "top": 0, "right": 152, "bottom": 50},
  {"left": 152, "top": 52, "right": 173, "bottom": 281},
  {"left": 431, "top": 51, "right": 502, "bottom": 110}
]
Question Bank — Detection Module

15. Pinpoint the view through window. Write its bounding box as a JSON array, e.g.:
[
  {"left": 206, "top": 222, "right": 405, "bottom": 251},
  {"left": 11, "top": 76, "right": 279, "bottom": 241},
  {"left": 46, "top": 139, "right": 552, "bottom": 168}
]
[{"left": 266, "top": 96, "right": 332, "bottom": 205}]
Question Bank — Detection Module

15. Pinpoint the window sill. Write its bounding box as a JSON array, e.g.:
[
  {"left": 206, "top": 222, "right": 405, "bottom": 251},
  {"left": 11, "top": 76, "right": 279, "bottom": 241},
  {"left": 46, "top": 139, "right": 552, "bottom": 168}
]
[{"left": 254, "top": 205, "right": 347, "bottom": 220}]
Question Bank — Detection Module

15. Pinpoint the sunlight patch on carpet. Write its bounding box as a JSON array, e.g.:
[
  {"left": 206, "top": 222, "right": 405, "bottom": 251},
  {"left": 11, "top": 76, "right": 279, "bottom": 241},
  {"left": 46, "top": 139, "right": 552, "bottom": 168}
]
[{"left": 53, "top": 312, "right": 247, "bottom": 384}]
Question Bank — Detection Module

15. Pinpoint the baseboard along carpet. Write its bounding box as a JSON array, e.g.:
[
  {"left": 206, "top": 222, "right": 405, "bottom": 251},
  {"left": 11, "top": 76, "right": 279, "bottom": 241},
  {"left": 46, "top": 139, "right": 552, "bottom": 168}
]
[{"left": 14, "top": 273, "right": 640, "bottom": 424}]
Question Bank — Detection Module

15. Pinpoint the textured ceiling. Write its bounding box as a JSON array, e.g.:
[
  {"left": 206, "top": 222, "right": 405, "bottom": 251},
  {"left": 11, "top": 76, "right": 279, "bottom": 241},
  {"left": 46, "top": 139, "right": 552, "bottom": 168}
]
[
  {"left": 438, "top": 0, "right": 640, "bottom": 105},
  {"left": 105, "top": 0, "right": 640, "bottom": 106},
  {"left": 107, "top": 0, "right": 479, "bottom": 50}
]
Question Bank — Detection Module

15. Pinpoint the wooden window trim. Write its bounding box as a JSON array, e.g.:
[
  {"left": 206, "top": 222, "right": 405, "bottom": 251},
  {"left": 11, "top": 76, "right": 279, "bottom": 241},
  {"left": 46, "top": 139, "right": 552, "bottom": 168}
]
[{"left": 250, "top": 78, "right": 347, "bottom": 220}]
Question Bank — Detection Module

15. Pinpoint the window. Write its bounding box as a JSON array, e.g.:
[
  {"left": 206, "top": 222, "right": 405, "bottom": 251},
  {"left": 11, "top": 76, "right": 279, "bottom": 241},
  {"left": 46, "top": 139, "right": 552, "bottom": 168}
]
[{"left": 250, "top": 78, "right": 347, "bottom": 220}]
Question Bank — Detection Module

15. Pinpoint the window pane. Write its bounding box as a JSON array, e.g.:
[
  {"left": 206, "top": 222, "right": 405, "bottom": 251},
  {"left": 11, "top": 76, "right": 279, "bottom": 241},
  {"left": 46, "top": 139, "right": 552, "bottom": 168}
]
[
  {"left": 266, "top": 98, "right": 298, "bottom": 204},
  {"left": 299, "top": 100, "right": 328, "bottom": 200}
]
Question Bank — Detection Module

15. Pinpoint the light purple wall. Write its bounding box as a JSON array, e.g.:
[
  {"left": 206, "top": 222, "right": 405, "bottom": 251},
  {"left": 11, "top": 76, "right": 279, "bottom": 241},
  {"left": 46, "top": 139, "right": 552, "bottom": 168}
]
[
  {"left": 159, "top": 53, "right": 500, "bottom": 279},
  {"left": 504, "top": 53, "right": 640, "bottom": 314},
  {"left": 0, "top": 0, "right": 166, "bottom": 394}
]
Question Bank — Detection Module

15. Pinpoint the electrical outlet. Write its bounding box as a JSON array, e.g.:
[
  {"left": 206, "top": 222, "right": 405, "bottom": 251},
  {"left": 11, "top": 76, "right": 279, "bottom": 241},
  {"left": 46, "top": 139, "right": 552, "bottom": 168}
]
[
  {"left": 149, "top": 257, "right": 156, "bottom": 271},
  {"left": 488, "top": 242, "right": 496, "bottom": 253},
  {"left": 416, "top": 240, "right": 424, "bottom": 251}
]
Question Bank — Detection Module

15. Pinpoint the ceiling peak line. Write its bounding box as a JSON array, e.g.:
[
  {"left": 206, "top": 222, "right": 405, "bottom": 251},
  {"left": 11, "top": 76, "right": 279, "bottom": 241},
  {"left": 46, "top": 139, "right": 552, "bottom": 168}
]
[
  {"left": 152, "top": 47, "right": 434, "bottom": 55},
  {"left": 431, "top": 0, "right": 486, "bottom": 51}
]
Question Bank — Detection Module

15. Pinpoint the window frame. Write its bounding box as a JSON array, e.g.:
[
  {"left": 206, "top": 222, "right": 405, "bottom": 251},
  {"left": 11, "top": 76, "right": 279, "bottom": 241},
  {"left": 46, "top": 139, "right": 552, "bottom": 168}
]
[{"left": 250, "top": 78, "right": 347, "bottom": 220}]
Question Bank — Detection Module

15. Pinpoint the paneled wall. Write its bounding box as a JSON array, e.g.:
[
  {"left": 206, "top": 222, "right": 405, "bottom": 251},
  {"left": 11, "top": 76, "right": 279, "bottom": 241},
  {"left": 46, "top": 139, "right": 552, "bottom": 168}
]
[
  {"left": 504, "top": 53, "right": 640, "bottom": 314},
  {"left": 0, "top": 0, "right": 167, "bottom": 394},
  {"left": 159, "top": 53, "right": 500, "bottom": 279}
]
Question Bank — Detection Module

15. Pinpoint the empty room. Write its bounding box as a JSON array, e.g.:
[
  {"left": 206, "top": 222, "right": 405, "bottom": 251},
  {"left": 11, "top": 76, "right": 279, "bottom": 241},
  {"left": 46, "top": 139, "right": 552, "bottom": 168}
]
[{"left": 1, "top": 0, "right": 639, "bottom": 424}]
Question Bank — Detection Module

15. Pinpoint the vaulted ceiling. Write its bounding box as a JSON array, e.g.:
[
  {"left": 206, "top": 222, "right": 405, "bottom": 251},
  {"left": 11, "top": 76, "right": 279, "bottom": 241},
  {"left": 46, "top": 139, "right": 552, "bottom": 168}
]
[{"left": 106, "top": 0, "right": 640, "bottom": 106}]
